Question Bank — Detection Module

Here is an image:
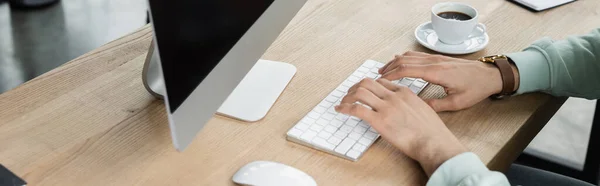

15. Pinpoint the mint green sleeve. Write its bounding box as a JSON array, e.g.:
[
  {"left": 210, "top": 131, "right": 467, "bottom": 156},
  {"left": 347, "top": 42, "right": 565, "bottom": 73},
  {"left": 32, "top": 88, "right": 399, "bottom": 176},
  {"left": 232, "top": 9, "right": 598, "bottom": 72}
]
[
  {"left": 427, "top": 152, "right": 510, "bottom": 186},
  {"left": 506, "top": 28, "right": 600, "bottom": 98}
]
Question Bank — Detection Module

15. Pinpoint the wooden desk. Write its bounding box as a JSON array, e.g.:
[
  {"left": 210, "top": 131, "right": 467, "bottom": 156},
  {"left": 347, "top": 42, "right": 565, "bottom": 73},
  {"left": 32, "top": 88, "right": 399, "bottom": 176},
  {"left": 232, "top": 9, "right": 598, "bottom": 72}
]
[{"left": 1, "top": 0, "right": 599, "bottom": 185}]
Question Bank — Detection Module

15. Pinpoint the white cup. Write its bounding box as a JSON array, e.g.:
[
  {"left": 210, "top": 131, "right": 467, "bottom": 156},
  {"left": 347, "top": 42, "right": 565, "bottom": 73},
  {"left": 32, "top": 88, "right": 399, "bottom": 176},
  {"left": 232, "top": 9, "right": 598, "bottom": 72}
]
[{"left": 431, "top": 2, "right": 486, "bottom": 45}]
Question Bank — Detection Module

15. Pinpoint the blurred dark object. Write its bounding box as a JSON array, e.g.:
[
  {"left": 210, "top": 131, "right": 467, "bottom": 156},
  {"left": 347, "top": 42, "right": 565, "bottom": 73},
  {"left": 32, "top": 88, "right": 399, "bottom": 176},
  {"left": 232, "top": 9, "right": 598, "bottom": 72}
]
[
  {"left": 515, "top": 103, "right": 600, "bottom": 185},
  {"left": 0, "top": 0, "right": 7, "bottom": 4},
  {"left": 9, "top": 0, "right": 60, "bottom": 9},
  {"left": 0, "top": 164, "right": 26, "bottom": 186}
]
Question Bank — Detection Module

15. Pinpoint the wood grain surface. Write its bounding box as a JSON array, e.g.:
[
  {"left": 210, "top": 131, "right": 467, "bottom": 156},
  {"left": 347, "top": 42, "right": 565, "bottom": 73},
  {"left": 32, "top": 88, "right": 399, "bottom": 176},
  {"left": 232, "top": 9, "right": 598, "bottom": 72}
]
[{"left": 1, "top": 0, "right": 599, "bottom": 185}]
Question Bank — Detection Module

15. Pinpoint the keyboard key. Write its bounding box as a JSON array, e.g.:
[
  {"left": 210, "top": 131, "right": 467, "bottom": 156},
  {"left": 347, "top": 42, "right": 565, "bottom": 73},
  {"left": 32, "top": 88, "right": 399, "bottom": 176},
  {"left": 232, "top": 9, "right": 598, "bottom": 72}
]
[
  {"left": 358, "top": 137, "right": 373, "bottom": 146},
  {"left": 325, "top": 95, "right": 338, "bottom": 103},
  {"left": 335, "top": 114, "right": 349, "bottom": 122},
  {"left": 328, "top": 136, "right": 342, "bottom": 146},
  {"left": 340, "top": 125, "right": 353, "bottom": 133},
  {"left": 348, "top": 76, "right": 360, "bottom": 83},
  {"left": 363, "top": 131, "right": 378, "bottom": 140},
  {"left": 350, "top": 116, "right": 361, "bottom": 121},
  {"left": 348, "top": 132, "right": 362, "bottom": 140},
  {"left": 366, "top": 72, "right": 378, "bottom": 79},
  {"left": 294, "top": 122, "right": 310, "bottom": 131},
  {"left": 300, "top": 117, "right": 315, "bottom": 124},
  {"left": 363, "top": 60, "right": 377, "bottom": 68},
  {"left": 316, "top": 119, "right": 329, "bottom": 126},
  {"left": 357, "top": 67, "right": 369, "bottom": 73},
  {"left": 300, "top": 131, "right": 317, "bottom": 142},
  {"left": 352, "top": 71, "right": 364, "bottom": 78},
  {"left": 324, "top": 125, "right": 338, "bottom": 133},
  {"left": 412, "top": 80, "right": 426, "bottom": 88},
  {"left": 318, "top": 131, "right": 333, "bottom": 139},
  {"left": 406, "top": 77, "right": 415, "bottom": 81},
  {"left": 335, "top": 138, "right": 357, "bottom": 155},
  {"left": 308, "top": 112, "right": 321, "bottom": 119},
  {"left": 375, "top": 62, "right": 385, "bottom": 68},
  {"left": 312, "top": 137, "right": 336, "bottom": 151},
  {"left": 345, "top": 119, "right": 360, "bottom": 127},
  {"left": 331, "top": 90, "right": 344, "bottom": 97},
  {"left": 368, "top": 127, "right": 378, "bottom": 133},
  {"left": 322, "top": 113, "right": 336, "bottom": 120},
  {"left": 342, "top": 80, "right": 354, "bottom": 87},
  {"left": 327, "top": 107, "right": 338, "bottom": 114},
  {"left": 409, "top": 85, "right": 421, "bottom": 93},
  {"left": 337, "top": 84, "right": 350, "bottom": 92},
  {"left": 399, "top": 78, "right": 413, "bottom": 86},
  {"left": 330, "top": 120, "right": 344, "bottom": 128},
  {"left": 310, "top": 124, "right": 324, "bottom": 131},
  {"left": 313, "top": 106, "right": 326, "bottom": 114},
  {"left": 287, "top": 128, "right": 303, "bottom": 138},
  {"left": 347, "top": 149, "right": 361, "bottom": 159},
  {"left": 319, "top": 101, "right": 334, "bottom": 108},
  {"left": 334, "top": 130, "right": 348, "bottom": 138},
  {"left": 357, "top": 121, "right": 369, "bottom": 129},
  {"left": 370, "top": 68, "right": 379, "bottom": 73},
  {"left": 352, "top": 143, "right": 367, "bottom": 152},
  {"left": 353, "top": 127, "right": 367, "bottom": 134}
]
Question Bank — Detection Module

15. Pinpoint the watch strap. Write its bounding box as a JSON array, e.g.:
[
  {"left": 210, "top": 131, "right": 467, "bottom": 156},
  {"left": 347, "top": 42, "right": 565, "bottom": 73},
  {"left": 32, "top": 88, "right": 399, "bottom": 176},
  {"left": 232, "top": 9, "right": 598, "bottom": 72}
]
[{"left": 493, "top": 58, "right": 515, "bottom": 98}]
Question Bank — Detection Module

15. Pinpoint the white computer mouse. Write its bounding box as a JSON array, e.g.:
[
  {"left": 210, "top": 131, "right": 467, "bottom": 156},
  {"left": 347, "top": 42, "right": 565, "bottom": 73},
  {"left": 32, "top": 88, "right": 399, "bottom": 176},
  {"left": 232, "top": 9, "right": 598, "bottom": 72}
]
[{"left": 232, "top": 161, "right": 317, "bottom": 186}]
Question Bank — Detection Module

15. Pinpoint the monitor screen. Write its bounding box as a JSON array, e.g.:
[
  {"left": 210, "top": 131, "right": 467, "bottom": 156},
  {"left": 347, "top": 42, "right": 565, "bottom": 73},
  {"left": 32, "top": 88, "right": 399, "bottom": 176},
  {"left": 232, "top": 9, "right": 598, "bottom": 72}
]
[{"left": 148, "top": 0, "right": 275, "bottom": 112}]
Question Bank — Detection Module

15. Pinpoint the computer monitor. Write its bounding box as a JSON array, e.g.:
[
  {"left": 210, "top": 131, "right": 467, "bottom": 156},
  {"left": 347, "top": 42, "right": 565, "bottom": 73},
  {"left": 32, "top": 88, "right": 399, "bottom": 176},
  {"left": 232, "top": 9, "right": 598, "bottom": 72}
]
[{"left": 146, "top": 0, "right": 307, "bottom": 150}]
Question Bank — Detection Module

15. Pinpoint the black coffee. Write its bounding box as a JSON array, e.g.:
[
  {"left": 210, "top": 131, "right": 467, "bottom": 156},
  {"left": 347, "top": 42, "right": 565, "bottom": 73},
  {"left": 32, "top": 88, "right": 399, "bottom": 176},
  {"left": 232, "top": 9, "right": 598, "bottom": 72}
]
[{"left": 437, "top": 11, "right": 472, "bottom": 21}]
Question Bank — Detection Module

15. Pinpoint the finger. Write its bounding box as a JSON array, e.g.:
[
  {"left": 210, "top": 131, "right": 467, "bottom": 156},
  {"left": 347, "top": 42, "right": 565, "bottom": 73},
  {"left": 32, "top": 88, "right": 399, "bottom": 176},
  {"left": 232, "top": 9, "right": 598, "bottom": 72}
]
[
  {"left": 424, "top": 96, "right": 463, "bottom": 112},
  {"left": 404, "top": 51, "right": 456, "bottom": 61},
  {"left": 347, "top": 79, "right": 392, "bottom": 98},
  {"left": 335, "top": 103, "right": 377, "bottom": 121},
  {"left": 381, "top": 64, "right": 441, "bottom": 84},
  {"left": 375, "top": 78, "right": 402, "bottom": 92},
  {"left": 380, "top": 51, "right": 438, "bottom": 74},
  {"left": 380, "top": 56, "right": 436, "bottom": 75},
  {"left": 379, "top": 55, "right": 401, "bottom": 74},
  {"left": 403, "top": 51, "right": 433, "bottom": 57},
  {"left": 341, "top": 87, "right": 386, "bottom": 110}
]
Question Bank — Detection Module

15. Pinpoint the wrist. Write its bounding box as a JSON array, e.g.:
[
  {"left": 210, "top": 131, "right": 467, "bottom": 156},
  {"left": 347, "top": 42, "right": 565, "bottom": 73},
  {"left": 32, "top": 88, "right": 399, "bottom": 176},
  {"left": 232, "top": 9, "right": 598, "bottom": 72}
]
[
  {"left": 483, "top": 63, "right": 504, "bottom": 95},
  {"left": 411, "top": 132, "right": 467, "bottom": 176}
]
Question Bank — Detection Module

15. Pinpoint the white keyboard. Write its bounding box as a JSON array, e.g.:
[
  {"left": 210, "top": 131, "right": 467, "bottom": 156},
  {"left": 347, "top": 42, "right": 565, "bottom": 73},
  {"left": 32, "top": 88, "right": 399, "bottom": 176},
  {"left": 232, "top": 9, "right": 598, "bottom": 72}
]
[{"left": 286, "top": 60, "right": 429, "bottom": 161}]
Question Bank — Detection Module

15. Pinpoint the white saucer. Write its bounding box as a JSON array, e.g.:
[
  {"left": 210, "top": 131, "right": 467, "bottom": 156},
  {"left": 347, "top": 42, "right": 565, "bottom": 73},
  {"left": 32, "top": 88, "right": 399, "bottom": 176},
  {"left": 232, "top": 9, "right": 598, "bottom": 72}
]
[{"left": 414, "top": 21, "right": 489, "bottom": 55}]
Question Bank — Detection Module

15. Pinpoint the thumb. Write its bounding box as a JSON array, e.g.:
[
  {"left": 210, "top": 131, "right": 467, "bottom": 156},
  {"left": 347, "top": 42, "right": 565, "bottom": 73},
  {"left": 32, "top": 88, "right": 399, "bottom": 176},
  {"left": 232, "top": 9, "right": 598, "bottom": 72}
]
[{"left": 425, "top": 96, "right": 462, "bottom": 112}]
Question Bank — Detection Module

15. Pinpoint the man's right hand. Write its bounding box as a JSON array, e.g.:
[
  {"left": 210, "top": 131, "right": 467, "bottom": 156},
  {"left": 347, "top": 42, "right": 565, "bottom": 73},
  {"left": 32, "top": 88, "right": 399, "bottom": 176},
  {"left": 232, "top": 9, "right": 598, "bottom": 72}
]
[{"left": 379, "top": 51, "right": 519, "bottom": 112}]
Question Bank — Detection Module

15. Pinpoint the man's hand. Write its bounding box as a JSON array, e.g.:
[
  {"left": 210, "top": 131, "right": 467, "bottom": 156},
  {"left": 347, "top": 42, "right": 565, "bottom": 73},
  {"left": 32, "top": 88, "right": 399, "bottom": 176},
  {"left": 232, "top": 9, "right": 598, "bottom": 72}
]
[
  {"left": 379, "top": 51, "right": 519, "bottom": 112},
  {"left": 335, "top": 78, "right": 467, "bottom": 176}
]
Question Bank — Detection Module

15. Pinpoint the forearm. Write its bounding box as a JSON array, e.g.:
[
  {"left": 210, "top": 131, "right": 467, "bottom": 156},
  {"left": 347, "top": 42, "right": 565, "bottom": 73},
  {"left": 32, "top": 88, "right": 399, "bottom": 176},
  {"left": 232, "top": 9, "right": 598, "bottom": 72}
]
[
  {"left": 413, "top": 133, "right": 467, "bottom": 176},
  {"left": 507, "top": 28, "right": 600, "bottom": 98}
]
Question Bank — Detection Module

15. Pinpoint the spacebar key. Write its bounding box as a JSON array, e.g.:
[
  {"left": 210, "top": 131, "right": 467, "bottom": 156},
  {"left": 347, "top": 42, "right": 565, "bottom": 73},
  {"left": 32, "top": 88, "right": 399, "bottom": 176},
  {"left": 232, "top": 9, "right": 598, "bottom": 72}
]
[{"left": 334, "top": 138, "right": 356, "bottom": 155}]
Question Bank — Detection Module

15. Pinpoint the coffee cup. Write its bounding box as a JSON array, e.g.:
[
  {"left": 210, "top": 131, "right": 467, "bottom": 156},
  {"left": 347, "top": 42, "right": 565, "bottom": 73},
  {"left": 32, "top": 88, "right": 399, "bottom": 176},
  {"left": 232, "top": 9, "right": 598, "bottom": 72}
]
[{"left": 431, "top": 2, "right": 486, "bottom": 45}]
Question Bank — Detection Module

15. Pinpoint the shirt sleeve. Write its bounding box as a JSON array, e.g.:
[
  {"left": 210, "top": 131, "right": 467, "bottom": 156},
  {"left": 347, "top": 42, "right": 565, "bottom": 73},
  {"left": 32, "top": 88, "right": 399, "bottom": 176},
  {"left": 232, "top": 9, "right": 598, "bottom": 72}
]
[
  {"left": 506, "top": 28, "right": 600, "bottom": 98},
  {"left": 426, "top": 152, "right": 510, "bottom": 186}
]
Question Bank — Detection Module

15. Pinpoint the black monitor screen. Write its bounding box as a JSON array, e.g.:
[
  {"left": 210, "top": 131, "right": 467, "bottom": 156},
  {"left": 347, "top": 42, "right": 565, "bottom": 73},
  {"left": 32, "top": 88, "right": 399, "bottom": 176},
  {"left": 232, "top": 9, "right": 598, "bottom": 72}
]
[{"left": 148, "top": 0, "right": 274, "bottom": 112}]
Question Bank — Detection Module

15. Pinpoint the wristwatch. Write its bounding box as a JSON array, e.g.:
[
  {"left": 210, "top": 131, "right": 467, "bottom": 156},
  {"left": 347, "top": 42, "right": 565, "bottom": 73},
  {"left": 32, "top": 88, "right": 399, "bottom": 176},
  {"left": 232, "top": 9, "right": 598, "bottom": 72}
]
[{"left": 478, "top": 55, "right": 516, "bottom": 99}]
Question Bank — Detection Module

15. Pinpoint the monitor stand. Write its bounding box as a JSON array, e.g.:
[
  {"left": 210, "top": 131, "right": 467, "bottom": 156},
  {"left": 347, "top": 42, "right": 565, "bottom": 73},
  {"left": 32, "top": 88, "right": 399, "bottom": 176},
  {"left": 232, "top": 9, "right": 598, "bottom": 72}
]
[{"left": 142, "top": 42, "right": 297, "bottom": 122}]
